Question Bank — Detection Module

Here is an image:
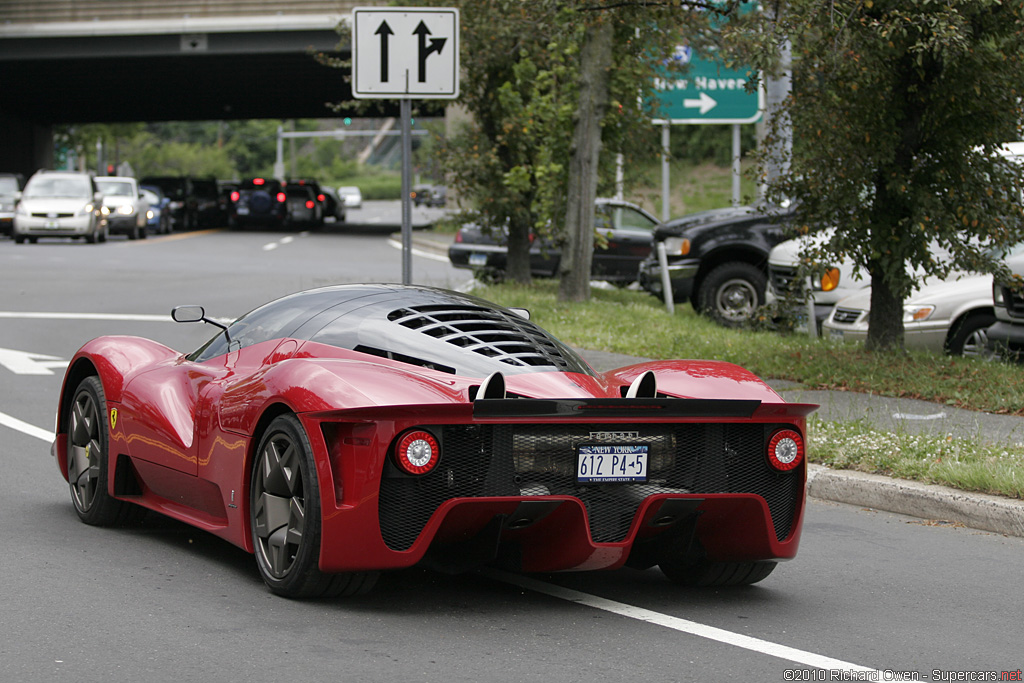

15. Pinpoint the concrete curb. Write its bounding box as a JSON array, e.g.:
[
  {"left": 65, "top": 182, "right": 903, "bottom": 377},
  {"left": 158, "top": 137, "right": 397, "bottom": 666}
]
[{"left": 807, "top": 464, "right": 1024, "bottom": 537}]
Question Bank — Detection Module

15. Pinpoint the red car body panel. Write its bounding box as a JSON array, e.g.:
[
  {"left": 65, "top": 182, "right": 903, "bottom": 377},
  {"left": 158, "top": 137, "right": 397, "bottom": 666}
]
[{"left": 52, "top": 285, "right": 816, "bottom": 583}]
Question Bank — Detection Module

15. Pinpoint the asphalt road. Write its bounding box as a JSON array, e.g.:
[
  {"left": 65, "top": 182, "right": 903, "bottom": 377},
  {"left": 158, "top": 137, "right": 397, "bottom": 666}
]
[{"left": 1, "top": 216, "right": 1022, "bottom": 681}]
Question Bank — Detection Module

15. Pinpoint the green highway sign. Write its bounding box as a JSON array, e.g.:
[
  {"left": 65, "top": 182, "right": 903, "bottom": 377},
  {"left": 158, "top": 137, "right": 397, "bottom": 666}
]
[{"left": 653, "top": 52, "right": 762, "bottom": 125}]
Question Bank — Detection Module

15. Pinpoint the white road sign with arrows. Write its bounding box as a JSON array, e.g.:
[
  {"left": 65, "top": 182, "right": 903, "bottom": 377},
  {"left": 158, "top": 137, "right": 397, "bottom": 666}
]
[{"left": 352, "top": 7, "right": 460, "bottom": 99}]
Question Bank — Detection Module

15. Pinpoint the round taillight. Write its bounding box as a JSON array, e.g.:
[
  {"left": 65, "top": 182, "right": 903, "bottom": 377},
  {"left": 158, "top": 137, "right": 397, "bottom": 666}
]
[
  {"left": 317, "top": 194, "right": 326, "bottom": 202},
  {"left": 305, "top": 200, "right": 315, "bottom": 209},
  {"left": 395, "top": 430, "right": 440, "bottom": 475},
  {"left": 276, "top": 192, "right": 286, "bottom": 203},
  {"left": 230, "top": 190, "right": 240, "bottom": 202},
  {"left": 767, "top": 429, "right": 804, "bottom": 472}
]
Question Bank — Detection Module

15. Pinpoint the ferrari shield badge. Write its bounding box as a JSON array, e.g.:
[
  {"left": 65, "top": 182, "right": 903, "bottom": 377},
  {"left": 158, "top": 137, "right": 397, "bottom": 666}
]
[{"left": 109, "top": 408, "right": 117, "bottom": 430}]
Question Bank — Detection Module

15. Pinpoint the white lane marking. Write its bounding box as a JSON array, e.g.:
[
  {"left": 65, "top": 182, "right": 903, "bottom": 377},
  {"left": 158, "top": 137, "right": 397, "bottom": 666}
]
[
  {"left": 262, "top": 242, "right": 278, "bottom": 251},
  {"left": 0, "top": 411, "right": 53, "bottom": 442},
  {"left": 0, "top": 347, "right": 68, "bottom": 375},
  {"left": 486, "top": 569, "right": 882, "bottom": 675},
  {"left": 891, "top": 412, "right": 947, "bottom": 421},
  {"left": 387, "top": 237, "right": 451, "bottom": 263},
  {"left": 281, "top": 236, "right": 294, "bottom": 244},
  {"left": 0, "top": 311, "right": 170, "bottom": 322}
]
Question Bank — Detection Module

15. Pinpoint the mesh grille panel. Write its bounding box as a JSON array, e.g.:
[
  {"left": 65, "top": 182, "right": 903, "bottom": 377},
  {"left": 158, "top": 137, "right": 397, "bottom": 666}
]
[
  {"left": 387, "top": 305, "right": 574, "bottom": 369},
  {"left": 378, "top": 422, "right": 802, "bottom": 551}
]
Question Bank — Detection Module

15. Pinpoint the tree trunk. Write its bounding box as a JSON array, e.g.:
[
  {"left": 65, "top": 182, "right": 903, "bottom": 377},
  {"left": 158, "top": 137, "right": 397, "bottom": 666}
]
[
  {"left": 558, "top": 18, "right": 614, "bottom": 302},
  {"left": 865, "top": 262, "right": 905, "bottom": 352},
  {"left": 506, "top": 217, "right": 533, "bottom": 283}
]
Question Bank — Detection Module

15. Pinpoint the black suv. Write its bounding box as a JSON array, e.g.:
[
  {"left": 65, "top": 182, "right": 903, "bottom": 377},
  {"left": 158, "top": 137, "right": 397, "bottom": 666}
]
[
  {"left": 638, "top": 206, "right": 793, "bottom": 326},
  {"left": 227, "top": 178, "right": 289, "bottom": 228}
]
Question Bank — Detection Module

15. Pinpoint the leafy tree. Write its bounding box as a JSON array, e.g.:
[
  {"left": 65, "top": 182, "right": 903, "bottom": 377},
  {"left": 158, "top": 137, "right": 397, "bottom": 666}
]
[
  {"left": 742, "top": 0, "right": 1024, "bottom": 351},
  {"left": 438, "top": 0, "right": 732, "bottom": 292},
  {"left": 438, "top": 0, "right": 579, "bottom": 284}
]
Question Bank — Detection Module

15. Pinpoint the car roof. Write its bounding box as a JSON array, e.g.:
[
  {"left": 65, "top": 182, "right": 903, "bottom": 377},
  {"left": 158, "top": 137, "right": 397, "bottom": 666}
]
[{"left": 192, "top": 284, "right": 595, "bottom": 377}]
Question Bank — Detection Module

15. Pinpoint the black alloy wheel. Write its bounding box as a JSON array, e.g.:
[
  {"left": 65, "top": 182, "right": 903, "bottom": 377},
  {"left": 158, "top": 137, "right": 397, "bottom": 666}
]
[
  {"left": 250, "top": 413, "right": 377, "bottom": 598},
  {"left": 66, "top": 376, "right": 135, "bottom": 525}
]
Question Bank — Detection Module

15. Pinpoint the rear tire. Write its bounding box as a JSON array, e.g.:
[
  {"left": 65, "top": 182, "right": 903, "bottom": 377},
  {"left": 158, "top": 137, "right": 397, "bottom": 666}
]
[
  {"left": 660, "top": 559, "right": 776, "bottom": 587},
  {"left": 250, "top": 414, "right": 378, "bottom": 598}
]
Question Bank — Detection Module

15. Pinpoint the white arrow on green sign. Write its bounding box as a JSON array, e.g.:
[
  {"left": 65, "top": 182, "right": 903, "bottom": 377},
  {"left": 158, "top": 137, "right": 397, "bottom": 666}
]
[{"left": 653, "top": 54, "right": 763, "bottom": 125}]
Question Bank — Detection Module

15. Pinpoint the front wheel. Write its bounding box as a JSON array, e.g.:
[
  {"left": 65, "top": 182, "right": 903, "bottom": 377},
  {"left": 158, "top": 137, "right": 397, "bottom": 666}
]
[
  {"left": 250, "top": 414, "right": 378, "bottom": 598},
  {"left": 946, "top": 311, "right": 996, "bottom": 358},
  {"left": 66, "top": 376, "right": 137, "bottom": 525},
  {"left": 696, "top": 262, "right": 766, "bottom": 327}
]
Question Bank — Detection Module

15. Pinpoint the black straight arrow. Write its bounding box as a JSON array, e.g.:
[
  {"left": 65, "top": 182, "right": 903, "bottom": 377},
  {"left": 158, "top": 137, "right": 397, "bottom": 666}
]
[
  {"left": 375, "top": 20, "right": 394, "bottom": 82},
  {"left": 413, "top": 21, "right": 446, "bottom": 83}
]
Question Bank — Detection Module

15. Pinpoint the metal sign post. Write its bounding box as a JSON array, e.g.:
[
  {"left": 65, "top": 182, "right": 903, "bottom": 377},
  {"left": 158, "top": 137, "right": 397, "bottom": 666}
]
[{"left": 352, "top": 7, "right": 460, "bottom": 285}]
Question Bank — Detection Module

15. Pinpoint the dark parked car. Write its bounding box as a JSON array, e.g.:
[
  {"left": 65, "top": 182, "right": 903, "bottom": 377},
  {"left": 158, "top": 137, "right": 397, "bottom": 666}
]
[
  {"left": 227, "top": 178, "right": 289, "bottom": 228},
  {"left": 139, "top": 176, "right": 197, "bottom": 231},
  {"left": 638, "top": 207, "right": 793, "bottom": 326},
  {"left": 288, "top": 179, "right": 338, "bottom": 225},
  {"left": 284, "top": 184, "right": 322, "bottom": 227},
  {"left": 191, "top": 177, "right": 224, "bottom": 228},
  {"left": 448, "top": 199, "right": 660, "bottom": 284}
]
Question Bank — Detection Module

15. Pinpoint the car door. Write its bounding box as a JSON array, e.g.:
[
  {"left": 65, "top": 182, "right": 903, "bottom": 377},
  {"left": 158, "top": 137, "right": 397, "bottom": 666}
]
[
  {"left": 592, "top": 204, "right": 660, "bottom": 280},
  {"left": 118, "top": 357, "right": 231, "bottom": 477}
]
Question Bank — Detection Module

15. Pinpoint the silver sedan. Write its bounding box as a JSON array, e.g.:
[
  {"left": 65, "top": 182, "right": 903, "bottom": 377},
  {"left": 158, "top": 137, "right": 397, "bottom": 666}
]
[{"left": 822, "top": 273, "right": 995, "bottom": 357}]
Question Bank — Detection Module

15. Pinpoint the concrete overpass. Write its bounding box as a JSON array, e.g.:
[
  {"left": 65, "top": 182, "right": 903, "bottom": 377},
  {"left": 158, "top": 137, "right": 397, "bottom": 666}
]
[{"left": 0, "top": 0, "right": 415, "bottom": 175}]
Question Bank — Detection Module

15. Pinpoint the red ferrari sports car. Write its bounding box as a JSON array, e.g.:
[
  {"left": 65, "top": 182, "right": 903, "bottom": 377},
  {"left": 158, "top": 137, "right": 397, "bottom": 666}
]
[{"left": 52, "top": 284, "right": 816, "bottom": 598}]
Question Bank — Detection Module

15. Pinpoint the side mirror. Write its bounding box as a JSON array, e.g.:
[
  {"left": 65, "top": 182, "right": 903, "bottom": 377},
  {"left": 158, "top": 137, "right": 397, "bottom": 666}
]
[
  {"left": 509, "top": 307, "right": 531, "bottom": 321},
  {"left": 171, "top": 305, "right": 206, "bottom": 323},
  {"left": 172, "top": 305, "right": 231, "bottom": 343}
]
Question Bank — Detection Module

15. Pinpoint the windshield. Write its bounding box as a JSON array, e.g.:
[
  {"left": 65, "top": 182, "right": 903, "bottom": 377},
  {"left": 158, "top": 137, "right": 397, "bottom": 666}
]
[
  {"left": 24, "top": 175, "right": 92, "bottom": 199},
  {"left": 0, "top": 177, "right": 19, "bottom": 195},
  {"left": 95, "top": 180, "right": 135, "bottom": 196}
]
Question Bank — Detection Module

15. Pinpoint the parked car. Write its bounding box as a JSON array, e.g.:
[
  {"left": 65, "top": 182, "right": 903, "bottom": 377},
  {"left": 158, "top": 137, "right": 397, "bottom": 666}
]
[
  {"left": 227, "top": 177, "right": 289, "bottom": 228},
  {"left": 13, "top": 170, "right": 108, "bottom": 244},
  {"left": 822, "top": 274, "right": 995, "bottom": 357},
  {"left": 0, "top": 172, "right": 25, "bottom": 236},
  {"left": 94, "top": 176, "right": 149, "bottom": 240},
  {"left": 284, "top": 184, "right": 321, "bottom": 227},
  {"left": 448, "top": 199, "right": 660, "bottom": 284},
  {"left": 319, "top": 187, "right": 347, "bottom": 223},
  {"left": 191, "top": 177, "right": 224, "bottom": 228},
  {"left": 411, "top": 184, "right": 434, "bottom": 206},
  {"left": 766, "top": 228, "right": 869, "bottom": 329},
  {"left": 337, "top": 185, "right": 362, "bottom": 209},
  {"left": 288, "top": 179, "right": 334, "bottom": 227},
  {"left": 638, "top": 206, "right": 792, "bottom": 326},
  {"left": 139, "top": 176, "right": 198, "bottom": 230},
  {"left": 986, "top": 244, "right": 1024, "bottom": 358},
  {"left": 52, "top": 283, "right": 815, "bottom": 597},
  {"left": 427, "top": 185, "right": 447, "bottom": 207},
  {"left": 140, "top": 185, "right": 172, "bottom": 235}
]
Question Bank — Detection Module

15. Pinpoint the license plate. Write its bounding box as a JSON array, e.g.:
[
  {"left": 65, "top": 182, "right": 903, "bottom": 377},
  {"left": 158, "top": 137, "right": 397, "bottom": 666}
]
[
  {"left": 237, "top": 207, "right": 249, "bottom": 215},
  {"left": 577, "top": 444, "right": 648, "bottom": 483},
  {"left": 45, "top": 220, "right": 60, "bottom": 229},
  {"left": 829, "top": 328, "right": 844, "bottom": 339},
  {"left": 469, "top": 253, "right": 488, "bottom": 267}
]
